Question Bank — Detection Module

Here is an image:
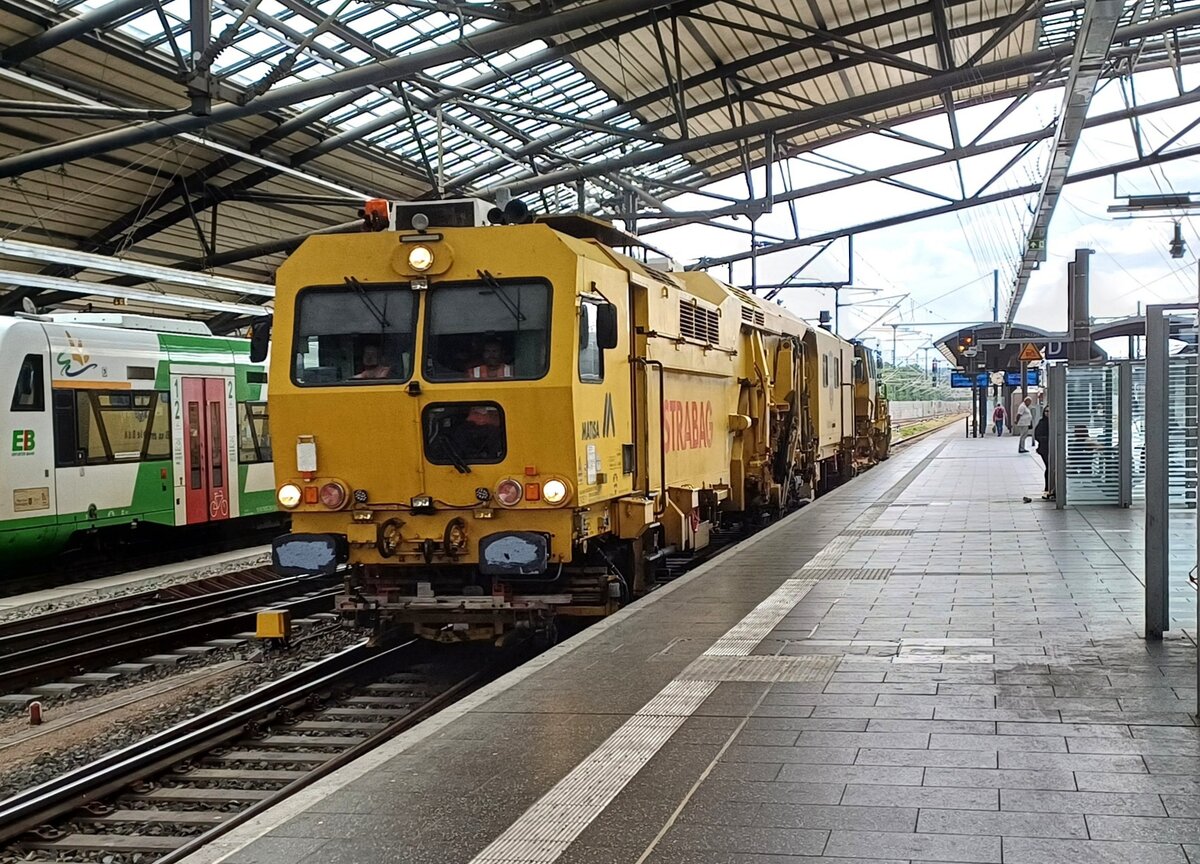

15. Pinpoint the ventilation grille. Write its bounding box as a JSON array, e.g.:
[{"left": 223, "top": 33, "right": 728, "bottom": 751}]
[
  {"left": 741, "top": 305, "right": 766, "bottom": 327},
  {"left": 680, "top": 301, "right": 720, "bottom": 343}
]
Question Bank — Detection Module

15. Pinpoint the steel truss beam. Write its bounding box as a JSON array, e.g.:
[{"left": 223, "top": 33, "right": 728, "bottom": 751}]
[
  {"left": 682, "top": 140, "right": 1200, "bottom": 273},
  {"left": 454, "top": 0, "right": 991, "bottom": 189},
  {"left": 1005, "top": 0, "right": 1124, "bottom": 327},
  {"left": 628, "top": 85, "right": 1200, "bottom": 235},
  {"left": 495, "top": 8, "right": 1200, "bottom": 197},
  {"left": 0, "top": 0, "right": 703, "bottom": 180},
  {"left": 1, "top": 0, "right": 157, "bottom": 66}
]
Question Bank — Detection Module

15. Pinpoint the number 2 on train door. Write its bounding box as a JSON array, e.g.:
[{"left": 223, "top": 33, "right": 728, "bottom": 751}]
[{"left": 181, "top": 377, "right": 231, "bottom": 524}]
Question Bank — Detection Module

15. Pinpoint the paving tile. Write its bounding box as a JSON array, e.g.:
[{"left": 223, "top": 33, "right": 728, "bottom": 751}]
[
  {"left": 1067, "top": 737, "right": 1200, "bottom": 756},
  {"left": 824, "top": 829, "right": 1000, "bottom": 863},
  {"left": 930, "top": 733, "right": 1066, "bottom": 752},
  {"left": 1164, "top": 796, "right": 1200, "bottom": 818},
  {"left": 856, "top": 748, "right": 997, "bottom": 768},
  {"left": 793, "top": 731, "right": 929, "bottom": 749},
  {"left": 1001, "top": 837, "right": 1188, "bottom": 864},
  {"left": 923, "top": 767, "right": 1077, "bottom": 791},
  {"left": 996, "top": 722, "right": 1133, "bottom": 738},
  {"left": 655, "top": 824, "right": 830, "bottom": 857},
  {"left": 1086, "top": 815, "right": 1200, "bottom": 844},
  {"left": 691, "top": 781, "right": 847, "bottom": 806},
  {"left": 866, "top": 719, "right": 997, "bottom": 735},
  {"left": 724, "top": 746, "right": 858, "bottom": 764},
  {"left": 841, "top": 784, "right": 998, "bottom": 811},
  {"left": 1144, "top": 756, "right": 1200, "bottom": 774},
  {"left": 916, "top": 808, "right": 1088, "bottom": 839},
  {"left": 997, "top": 752, "right": 1147, "bottom": 772},
  {"left": 1000, "top": 789, "right": 1167, "bottom": 816},
  {"left": 776, "top": 764, "right": 924, "bottom": 785},
  {"left": 1077, "top": 773, "right": 1200, "bottom": 795}
]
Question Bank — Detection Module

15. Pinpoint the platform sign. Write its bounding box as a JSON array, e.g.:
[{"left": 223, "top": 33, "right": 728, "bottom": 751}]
[
  {"left": 1005, "top": 369, "right": 1041, "bottom": 387},
  {"left": 1018, "top": 343, "right": 1043, "bottom": 362},
  {"left": 950, "top": 372, "right": 989, "bottom": 388}
]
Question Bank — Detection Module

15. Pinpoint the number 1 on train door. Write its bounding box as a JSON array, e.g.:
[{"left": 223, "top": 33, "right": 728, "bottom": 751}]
[{"left": 181, "top": 377, "right": 231, "bottom": 524}]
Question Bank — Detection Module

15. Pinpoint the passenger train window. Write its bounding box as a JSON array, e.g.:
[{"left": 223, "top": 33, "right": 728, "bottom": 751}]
[
  {"left": 292, "top": 284, "right": 416, "bottom": 386},
  {"left": 422, "top": 402, "right": 506, "bottom": 467},
  {"left": 238, "top": 402, "right": 272, "bottom": 463},
  {"left": 578, "top": 301, "right": 604, "bottom": 383},
  {"left": 424, "top": 280, "right": 550, "bottom": 381},
  {"left": 821, "top": 355, "right": 828, "bottom": 387},
  {"left": 68, "top": 390, "right": 171, "bottom": 465},
  {"left": 10, "top": 354, "right": 44, "bottom": 412}
]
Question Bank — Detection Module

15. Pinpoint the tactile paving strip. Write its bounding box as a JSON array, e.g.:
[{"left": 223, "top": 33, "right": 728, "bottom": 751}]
[
  {"left": 679, "top": 654, "right": 841, "bottom": 683},
  {"left": 840, "top": 528, "right": 915, "bottom": 537},
  {"left": 797, "top": 567, "right": 894, "bottom": 581}
]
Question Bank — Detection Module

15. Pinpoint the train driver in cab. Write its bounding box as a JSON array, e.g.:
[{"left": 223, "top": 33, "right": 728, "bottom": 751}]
[
  {"left": 467, "top": 338, "right": 513, "bottom": 379},
  {"left": 353, "top": 342, "right": 392, "bottom": 379}
]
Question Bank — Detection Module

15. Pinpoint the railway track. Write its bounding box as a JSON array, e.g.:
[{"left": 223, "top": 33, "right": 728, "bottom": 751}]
[
  {"left": 0, "top": 640, "right": 500, "bottom": 862},
  {"left": 0, "top": 570, "right": 341, "bottom": 694}
]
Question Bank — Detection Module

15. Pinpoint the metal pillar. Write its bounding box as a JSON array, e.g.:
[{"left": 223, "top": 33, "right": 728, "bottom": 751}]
[
  {"left": 1050, "top": 363, "right": 1067, "bottom": 510},
  {"left": 992, "top": 269, "right": 999, "bottom": 322},
  {"left": 1118, "top": 360, "right": 1133, "bottom": 508},
  {"left": 1068, "top": 248, "right": 1093, "bottom": 363},
  {"left": 1145, "top": 305, "right": 1170, "bottom": 639}
]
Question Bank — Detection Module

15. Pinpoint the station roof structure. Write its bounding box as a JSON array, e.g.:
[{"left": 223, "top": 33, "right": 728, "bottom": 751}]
[{"left": 1, "top": 0, "right": 1200, "bottom": 329}]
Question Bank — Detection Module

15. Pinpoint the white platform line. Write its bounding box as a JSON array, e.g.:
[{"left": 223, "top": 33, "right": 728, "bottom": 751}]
[{"left": 467, "top": 575, "right": 824, "bottom": 864}]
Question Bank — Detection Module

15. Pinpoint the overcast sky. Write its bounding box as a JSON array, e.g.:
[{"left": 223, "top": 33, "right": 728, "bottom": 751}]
[{"left": 645, "top": 65, "right": 1200, "bottom": 366}]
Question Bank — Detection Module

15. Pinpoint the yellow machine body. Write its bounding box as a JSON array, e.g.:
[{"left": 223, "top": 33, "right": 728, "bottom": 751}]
[{"left": 267, "top": 207, "right": 890, "bottom": 642}]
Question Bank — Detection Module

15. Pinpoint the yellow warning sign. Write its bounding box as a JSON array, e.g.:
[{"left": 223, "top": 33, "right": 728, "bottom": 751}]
[{"left": 1018, "top": 343, "right": 1043, "bottom": 362}]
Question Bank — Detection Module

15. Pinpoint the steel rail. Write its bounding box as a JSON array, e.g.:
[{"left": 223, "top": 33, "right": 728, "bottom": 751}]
[
  {"left": 0, "top": 639, "right": 393, "bottom": 846},
  {"left": 0, "top": 582, "right": 339, "bottom": 692}
]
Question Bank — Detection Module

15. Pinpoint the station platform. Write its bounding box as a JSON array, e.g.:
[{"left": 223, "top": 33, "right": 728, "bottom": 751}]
[{"left": 188, "top": 428, "right": 1199, "bottom": 864}]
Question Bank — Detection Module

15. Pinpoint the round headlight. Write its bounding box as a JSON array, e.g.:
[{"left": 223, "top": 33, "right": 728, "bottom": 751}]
[
  {"left": 320, "top": 482, "right": 346, "bottom": 509},
  {"left": 277, "top": 483, "right": 301, "bottom": 508},
  {"left": 496, "top": 478, "right": 523, "bottom": 507},
  {"left": 543, "top": 479, "right": 568, "bottom": 504},
  {"left": 407, "top": 245, "right": 433, "bottom": 271}
]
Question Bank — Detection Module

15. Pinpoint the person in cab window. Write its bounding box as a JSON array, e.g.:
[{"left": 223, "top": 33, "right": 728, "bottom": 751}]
[
  {"left": 353, "top": 343, "right": 391, "bottom": 379},
  {"left": 467, "top": 339, "right": 513, "bottom": 379}
]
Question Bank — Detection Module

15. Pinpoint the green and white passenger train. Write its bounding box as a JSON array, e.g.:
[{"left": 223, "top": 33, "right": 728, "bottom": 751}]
[{"left": 1, "top": 312, "right": 274, "bottom": 559}]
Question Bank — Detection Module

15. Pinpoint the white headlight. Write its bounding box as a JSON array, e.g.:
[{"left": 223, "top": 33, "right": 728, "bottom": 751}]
[
  {"left": 543, "top": 479, "right": 568, "bottom": 504},
  {"left": 277, "top": 483, "right": 302, "bottom": 508},
  {"left": 407, "top": 245, "right": 433, "bottom": 271}
]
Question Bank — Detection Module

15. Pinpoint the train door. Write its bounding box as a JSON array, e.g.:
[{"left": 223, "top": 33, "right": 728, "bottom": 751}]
[
  {"left": 180, "top": 377, "right": 230, "bottom": 523},
  {"left": 3, "top": 331, "right": 59, "bottom": 553}
]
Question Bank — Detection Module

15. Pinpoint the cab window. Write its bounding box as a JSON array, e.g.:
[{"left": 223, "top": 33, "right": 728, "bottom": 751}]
[
  {"left": 238, "top": 402, "right": 272, "bottom": 463},
  {"left": 293, "top": 284, "right": 416, "bottom": 385},
  {"left": 422, "top": 402, "right": 506, "bottom": 467},
  {"left": 10, "top": 354, "right": 43, "bottom": 412},
  {"left": 424, "top": 280, "right": 550, "bottom": 381},
  {"left": 579, "top": 301, "right": 604, "bottom": 383}
]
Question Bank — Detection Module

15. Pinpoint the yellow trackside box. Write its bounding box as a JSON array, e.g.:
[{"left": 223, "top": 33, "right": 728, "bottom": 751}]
[{"left": 255, "top": 609, "right": 292, "bottom": 640}]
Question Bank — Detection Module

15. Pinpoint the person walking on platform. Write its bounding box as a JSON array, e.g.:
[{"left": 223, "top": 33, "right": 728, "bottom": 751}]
[
  {"left": 1014, "top": 396, "right": 1033, "bottom": 452},
  {"left": 992, "top": 403, "right": 1007, "bottom": 437},
  {"left": 1034, "top": 403, "right": 1053, "bottom": 500}
]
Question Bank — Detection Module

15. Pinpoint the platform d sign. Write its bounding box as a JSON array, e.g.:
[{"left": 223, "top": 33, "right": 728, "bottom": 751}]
[{"left": 1018, "top": 343, "right": 1043, "bottom": 362}]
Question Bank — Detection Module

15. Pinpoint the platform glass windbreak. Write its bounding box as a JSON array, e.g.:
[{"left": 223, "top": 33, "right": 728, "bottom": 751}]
[
  {"left": 1129, "top": 358, "right": 1198, "bottom": 507},
  {"left": 292, "top": 285, "right": 416, "bottom": 385},
  {"left": 1062, "top": 365, "right": 1121, "bottom": 504},
  {"left": 423, "top": 281, "right": 550, "bottom": 381}
]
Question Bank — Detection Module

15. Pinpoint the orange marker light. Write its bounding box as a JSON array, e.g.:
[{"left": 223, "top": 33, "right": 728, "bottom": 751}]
[
  {"left": 524, "top": 483, "right": 541, "bottom": 501},
  {"left": 303, "top": 486, "right": 319, "bottom": 504},
  {"left": 524, "top": 465, "right": 538, "bottom": 476}
]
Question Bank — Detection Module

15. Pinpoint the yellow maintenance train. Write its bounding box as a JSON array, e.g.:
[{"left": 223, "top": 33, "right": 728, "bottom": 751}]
[{"left": 264, "top": 199, "right": 890, "bottom": 643}]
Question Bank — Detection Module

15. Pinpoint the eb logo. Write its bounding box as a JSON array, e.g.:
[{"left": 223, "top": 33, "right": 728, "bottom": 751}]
[{"left": 11, "top": 430, "right": 35, "bottom": 454}]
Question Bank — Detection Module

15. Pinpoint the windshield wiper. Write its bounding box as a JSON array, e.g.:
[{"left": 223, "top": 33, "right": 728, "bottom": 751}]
[
  {"left": 477, "top": 269, "right": 526, "bottom": 324},
  {"left": 345, "top": 276, "right": 390, "bottom": 329},
  {"left": 437, "top": 433, "right": 472, "bottom": 474}
]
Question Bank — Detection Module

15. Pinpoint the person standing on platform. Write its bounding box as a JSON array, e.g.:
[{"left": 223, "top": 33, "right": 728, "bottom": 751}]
[
  {"left": 1034, "top": 403, "right": 1053, "bottom": 500},
  {"left": 1014, "top": 396, "right": 1033, "bottom": 453},
  {"left": 992, "top": 403, "right": 1007, "bottom": 437}
]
